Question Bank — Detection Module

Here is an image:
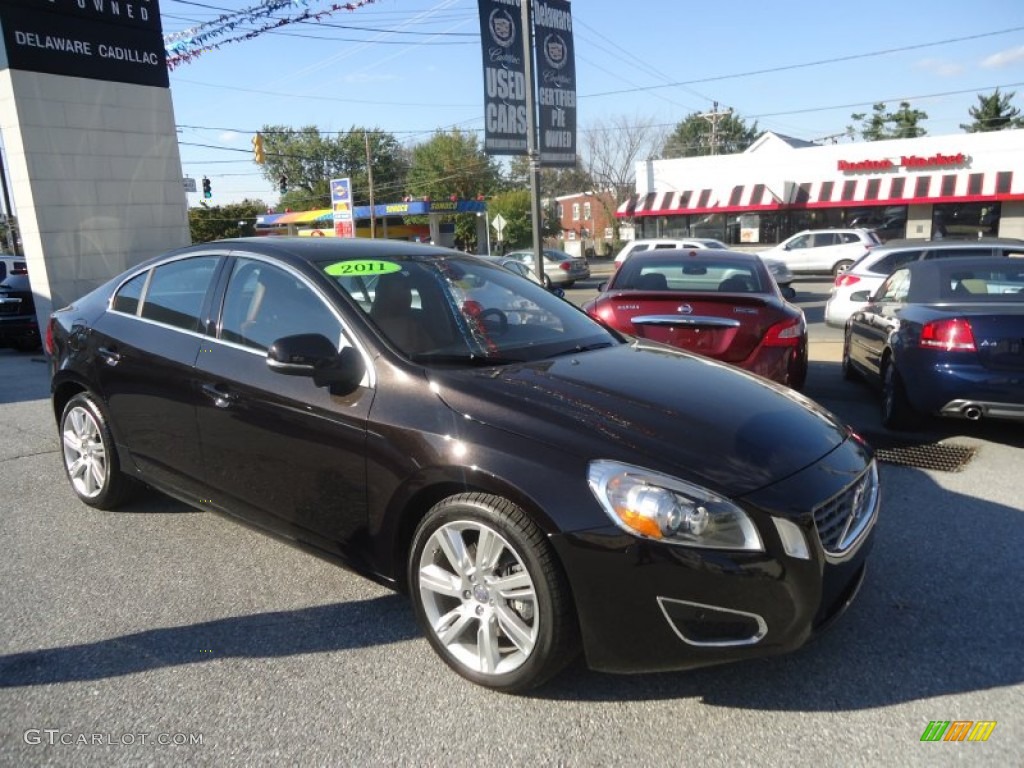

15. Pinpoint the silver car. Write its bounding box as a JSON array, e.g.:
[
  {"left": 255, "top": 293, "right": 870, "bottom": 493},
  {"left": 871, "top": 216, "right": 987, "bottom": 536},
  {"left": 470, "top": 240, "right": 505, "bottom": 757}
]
[{"left": 505, "top": 248, "right": 591, "bottom": 288}]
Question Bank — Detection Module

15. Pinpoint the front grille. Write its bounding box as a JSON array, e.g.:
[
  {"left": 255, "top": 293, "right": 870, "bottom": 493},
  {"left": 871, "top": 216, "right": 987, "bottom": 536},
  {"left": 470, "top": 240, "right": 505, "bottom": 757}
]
[{"left": 813, "top": 463, "right": 879, "bottom": 556}]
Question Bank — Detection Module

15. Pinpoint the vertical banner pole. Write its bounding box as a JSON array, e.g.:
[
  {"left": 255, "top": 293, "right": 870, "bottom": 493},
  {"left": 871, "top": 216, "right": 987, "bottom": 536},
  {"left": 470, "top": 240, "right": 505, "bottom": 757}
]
[{"left": 520, "top": 0, "right": 545, "bottom": 280}]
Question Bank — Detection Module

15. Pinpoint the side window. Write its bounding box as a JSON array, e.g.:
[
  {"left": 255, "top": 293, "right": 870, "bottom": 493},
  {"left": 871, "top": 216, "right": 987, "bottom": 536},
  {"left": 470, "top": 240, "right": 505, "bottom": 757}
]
[
  {"left": 654, "top": 244, "right": 676, "bottom": 250},
  {"left": 111, "top": 271, "right": 149, "bottom": 315},
  {"left": 219, "top": 259, "right": 342, "bottom": 352},
  {"left": 814, "top": 233, "right": 840, "bottom": 247},
  {"left": 787, "top": 235, "right": 811, "bottom": 250},
  {"left": 878, "top": 270, "right": 909, "bottom": 302},
  {"left": 139, "top": 257, "right": 218, "bottom": 331},
  {"left": 871, "top": 249, "right": 924, "bottom": 275},
  {"left": 838, "top": 232, "right": 861, "bottom": 244},
  {"left": 927, "top": 247, "right": 992, "bottom": 260}
]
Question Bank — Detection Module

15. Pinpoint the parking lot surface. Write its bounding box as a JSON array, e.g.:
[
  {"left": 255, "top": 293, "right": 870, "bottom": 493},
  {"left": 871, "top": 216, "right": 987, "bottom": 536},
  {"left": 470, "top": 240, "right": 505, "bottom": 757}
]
[{"left": 1, "top": 291, "right": 1021, "bottom": 766}]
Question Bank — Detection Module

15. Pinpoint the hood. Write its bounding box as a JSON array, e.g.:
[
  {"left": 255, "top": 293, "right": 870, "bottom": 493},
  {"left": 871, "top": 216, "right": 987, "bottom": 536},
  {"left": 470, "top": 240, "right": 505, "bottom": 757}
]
[{"left": 428, "top": 341, "right": 850, "bottom": 497}]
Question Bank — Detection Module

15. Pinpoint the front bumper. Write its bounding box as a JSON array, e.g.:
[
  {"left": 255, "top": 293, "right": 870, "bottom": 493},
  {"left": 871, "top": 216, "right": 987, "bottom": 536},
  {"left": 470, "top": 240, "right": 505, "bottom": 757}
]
[{"left": 551, "top": 436, "right": 876, "bottom": 674}]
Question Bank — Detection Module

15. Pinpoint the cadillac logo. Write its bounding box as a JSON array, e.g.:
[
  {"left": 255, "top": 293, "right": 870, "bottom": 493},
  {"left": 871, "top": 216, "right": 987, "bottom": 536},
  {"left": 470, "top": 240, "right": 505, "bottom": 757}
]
[
  {"left": 488, "top": 9, "right": 517, "bottom": 48},
  {"left": 677, "top": 304, "right": 693, "bottom": 314},
  {"left": 542, "top": 34, "right": 568, "bottom": 69}
]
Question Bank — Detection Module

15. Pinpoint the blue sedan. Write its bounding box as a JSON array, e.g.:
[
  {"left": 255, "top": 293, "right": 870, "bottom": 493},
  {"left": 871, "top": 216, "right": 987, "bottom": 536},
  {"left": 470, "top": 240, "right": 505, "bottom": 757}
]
[{"left": 842, "top": 257, "right": 1024, "bottom": 429}]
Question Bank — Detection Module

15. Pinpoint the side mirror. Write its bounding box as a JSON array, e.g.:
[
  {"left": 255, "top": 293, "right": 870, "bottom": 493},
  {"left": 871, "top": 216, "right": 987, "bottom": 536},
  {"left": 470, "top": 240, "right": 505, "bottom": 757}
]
[
  {"left": 849, "top": 290, "right": 871, "bottom": 302},
  {"left": 267, "top": 334, "right": 365, "bottom": 394},
  {"left": 550, "top": 287, "right": 566, "bottom": 299},
  {"left": 597, "top": 281, "right": 607, "bottom": 292}
]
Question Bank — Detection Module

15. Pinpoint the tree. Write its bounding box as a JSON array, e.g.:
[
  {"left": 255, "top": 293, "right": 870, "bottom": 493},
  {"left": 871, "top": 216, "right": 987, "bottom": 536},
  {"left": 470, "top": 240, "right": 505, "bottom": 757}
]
[
  {"left": 259, "top": 125, "right": 408, "bottom": 210},
  {"left": 961, "top": 88, "right": 1024, "bottom": 132},
  {"left": 506, "top": 155, "right": 596, "bottom": 197},
  {"left": 486, "top": 189, "right": 536, "bottom": 250},
  {"left": 849, "top": 102, "right": 928, "bottom": 141},
  {"left": 661, "top": 110, "right": 760, "bottom": 158},
  {"left": 405, "top": 129, "right": 504, "bottom": 248},
  {"left": 189, "top": 199, "right": 268, "bottom": 243}
]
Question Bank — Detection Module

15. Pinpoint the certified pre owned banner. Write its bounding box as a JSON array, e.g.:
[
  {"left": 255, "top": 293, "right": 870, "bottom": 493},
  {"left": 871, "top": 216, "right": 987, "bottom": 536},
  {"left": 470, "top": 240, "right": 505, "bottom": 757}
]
[
  {"left": 478, "top": 0, "right": 528, "bottom": 156},
  {"left": 535, "top": 0, "right": 576, "bottom": 167},
  {"left": 0, "top": 0, "right": 168, "bottom": 88}
]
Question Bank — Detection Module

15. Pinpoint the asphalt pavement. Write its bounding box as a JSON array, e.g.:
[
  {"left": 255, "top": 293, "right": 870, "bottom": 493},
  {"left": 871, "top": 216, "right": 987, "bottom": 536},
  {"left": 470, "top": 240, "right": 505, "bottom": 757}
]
[{"left": 1, "top": 287, "right": 1021, "bottom": 766}]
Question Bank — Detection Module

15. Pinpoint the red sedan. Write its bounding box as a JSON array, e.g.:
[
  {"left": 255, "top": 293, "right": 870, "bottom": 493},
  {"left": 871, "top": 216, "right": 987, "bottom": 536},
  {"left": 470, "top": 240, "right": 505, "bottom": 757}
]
[{"left": 583, "top": 248, "right": 808, "bottom": 389}]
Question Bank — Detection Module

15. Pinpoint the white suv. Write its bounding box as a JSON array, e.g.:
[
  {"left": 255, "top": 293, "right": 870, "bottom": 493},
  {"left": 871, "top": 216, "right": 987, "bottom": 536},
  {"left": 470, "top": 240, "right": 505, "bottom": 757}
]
[
  {"left": 613, "top": 238, "right": 795, "bottom": 297},
  {"left": 759, "top": 228, "right": 881, "bottom": 276},
  {"left": 824, "top": 239, "right": 1024, "bottom": 327}
]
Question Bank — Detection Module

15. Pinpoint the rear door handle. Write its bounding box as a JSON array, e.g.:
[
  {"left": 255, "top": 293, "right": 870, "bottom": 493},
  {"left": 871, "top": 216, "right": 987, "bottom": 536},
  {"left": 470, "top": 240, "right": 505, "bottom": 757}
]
[
  {"left": 201, "top": 383, "right": 237, "bottom": 408},
  {"left": 97, "top": 346, "right": 121, "bottom": 366}
]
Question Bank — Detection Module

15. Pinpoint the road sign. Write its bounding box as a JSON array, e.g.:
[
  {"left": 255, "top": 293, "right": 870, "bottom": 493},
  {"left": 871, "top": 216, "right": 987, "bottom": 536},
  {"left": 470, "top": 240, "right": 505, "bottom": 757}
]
[
  {"left": 182, "top": 177, "right": 197, "bottom": 193},
  {"left": 491, "top": 213, "right": 507, "bottom": 239}
]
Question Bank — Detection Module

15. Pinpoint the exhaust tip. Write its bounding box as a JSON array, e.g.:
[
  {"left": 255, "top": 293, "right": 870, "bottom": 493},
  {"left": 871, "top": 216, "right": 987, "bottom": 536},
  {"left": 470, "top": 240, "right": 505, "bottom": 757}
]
[{"left": 963, "top": 405, "right": 983, "bottom": 421}]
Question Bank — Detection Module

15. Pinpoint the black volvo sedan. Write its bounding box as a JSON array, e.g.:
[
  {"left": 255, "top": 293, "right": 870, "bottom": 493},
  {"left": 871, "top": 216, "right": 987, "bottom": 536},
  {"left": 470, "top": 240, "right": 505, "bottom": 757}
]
[{"left": 48, "top": 238, "right": 879, "bottom": 692}]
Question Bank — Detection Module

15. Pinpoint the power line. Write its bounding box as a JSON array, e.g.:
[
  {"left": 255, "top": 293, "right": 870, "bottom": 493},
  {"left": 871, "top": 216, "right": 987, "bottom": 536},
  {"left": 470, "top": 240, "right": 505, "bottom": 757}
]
[{"left": 583, "top": 26, "right": 1024, "bottom": 99}]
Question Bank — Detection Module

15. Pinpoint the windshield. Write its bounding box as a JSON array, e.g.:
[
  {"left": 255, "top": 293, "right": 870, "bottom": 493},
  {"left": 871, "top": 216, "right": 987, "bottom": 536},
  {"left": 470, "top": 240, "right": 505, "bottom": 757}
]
[{"left": 320, "top": 253, "right": 619, "bottom": 363}]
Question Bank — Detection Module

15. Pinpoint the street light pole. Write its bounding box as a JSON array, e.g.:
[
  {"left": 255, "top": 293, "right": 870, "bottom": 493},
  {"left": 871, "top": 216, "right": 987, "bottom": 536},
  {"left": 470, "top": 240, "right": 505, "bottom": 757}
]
[{"left": 520, "top": 0, "right": 544, "bottom": 280}]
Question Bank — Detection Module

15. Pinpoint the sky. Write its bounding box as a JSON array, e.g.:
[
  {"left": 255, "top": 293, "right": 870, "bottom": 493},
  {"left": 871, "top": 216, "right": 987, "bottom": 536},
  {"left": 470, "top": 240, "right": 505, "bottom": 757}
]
[{"left": 162, "top": 0, "right": 1024, "bottom": 206}]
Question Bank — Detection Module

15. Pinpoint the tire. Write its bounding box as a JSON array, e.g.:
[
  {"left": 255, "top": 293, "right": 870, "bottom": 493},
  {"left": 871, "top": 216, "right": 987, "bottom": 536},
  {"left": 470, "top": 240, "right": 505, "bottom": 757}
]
[
  {"left": 881, "top": 362, "right": 915, "bottom": 430},
  {"left": 841, "top": 333, "right": 857, "bottom": 381},
  {"left": 60, "top": 392, "right": 137, "bottom": 509},
  {"left": 408, "top": 492, "right": 579, "bottom": 692},
  {"left": 833, "top": 259, "right": 854, "bottom": 277},
  {"left": 542, "top": 274, "right": 552, "bottom": 289}
]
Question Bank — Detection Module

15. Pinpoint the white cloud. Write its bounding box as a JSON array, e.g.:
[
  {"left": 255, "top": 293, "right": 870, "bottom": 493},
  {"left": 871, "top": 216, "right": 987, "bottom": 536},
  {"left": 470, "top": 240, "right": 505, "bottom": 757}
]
[
  {"left": 914, "top": 58, "right": 964, "bottom": 77},
  {"left": 218, "top": 131, "right": 239, "bottom": 143},
  {"left": 981, "top": 46, "right": 1024, "bottom": 69}
]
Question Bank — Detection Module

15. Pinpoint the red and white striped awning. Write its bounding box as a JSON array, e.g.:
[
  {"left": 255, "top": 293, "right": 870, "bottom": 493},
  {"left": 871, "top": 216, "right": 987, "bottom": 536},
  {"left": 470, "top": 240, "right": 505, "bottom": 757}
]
[{"left": 616, "top": 170, "right": 1020, "bottom": 218}]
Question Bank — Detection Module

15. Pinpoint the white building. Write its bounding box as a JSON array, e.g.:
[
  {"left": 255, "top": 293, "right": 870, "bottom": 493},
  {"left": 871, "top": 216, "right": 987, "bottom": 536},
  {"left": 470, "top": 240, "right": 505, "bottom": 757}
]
[{"left": 617, "top": 129, "right": 1024, "bottom": 245}]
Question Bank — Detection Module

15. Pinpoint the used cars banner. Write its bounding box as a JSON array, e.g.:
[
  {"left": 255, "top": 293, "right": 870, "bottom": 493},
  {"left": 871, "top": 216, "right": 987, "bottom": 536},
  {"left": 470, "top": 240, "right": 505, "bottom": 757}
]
[
  {"left": 478, "top": 0, "right": 528, "bottom": 156},
  {"left": 534, "top": 0, "right": 576, "bottom": 167}
]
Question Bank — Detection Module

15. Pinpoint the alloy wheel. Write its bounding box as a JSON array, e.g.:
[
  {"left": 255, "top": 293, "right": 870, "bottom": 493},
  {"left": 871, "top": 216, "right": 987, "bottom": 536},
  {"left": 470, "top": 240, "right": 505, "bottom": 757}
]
[
  {"left": 62, "top": 405, "right": 107, "bottom": 499},
  {"left": 417, "top": 520, "right": 539, "bottom": 676}
]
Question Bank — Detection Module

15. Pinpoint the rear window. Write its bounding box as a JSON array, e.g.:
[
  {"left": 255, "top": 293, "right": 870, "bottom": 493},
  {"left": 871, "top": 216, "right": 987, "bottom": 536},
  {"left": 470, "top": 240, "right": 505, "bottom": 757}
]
[
  {"left": 615, "top": 255, "right": 764, "bottom": 293},
  {"left": 941, "top": 266, "right": 1024, "bottom": 300}
]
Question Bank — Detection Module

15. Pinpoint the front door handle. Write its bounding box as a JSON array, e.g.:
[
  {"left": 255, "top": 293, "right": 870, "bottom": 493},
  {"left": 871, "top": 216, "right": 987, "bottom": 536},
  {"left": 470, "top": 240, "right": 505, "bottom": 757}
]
[
  {"left": 97, "top": 346, "right": 121, "bottom": 366},
  {"left": 201, "top": 383, "right": 237, "bottom": 409}
]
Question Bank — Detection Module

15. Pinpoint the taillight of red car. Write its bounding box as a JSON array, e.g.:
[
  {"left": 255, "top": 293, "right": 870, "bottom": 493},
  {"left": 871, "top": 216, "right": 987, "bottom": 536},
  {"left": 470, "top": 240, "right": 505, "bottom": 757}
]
[
  {"left": 834, "top": 273, "right": 860, "bottom": 288},
  {"left": 919, "top": 318, "right": 977, "bottom": 352},
  {"left": 44, "top": 317, "right": 56, "bottom": 356},
  {"left": 763, "top": 316, "right": 805, "bottom": 347}
]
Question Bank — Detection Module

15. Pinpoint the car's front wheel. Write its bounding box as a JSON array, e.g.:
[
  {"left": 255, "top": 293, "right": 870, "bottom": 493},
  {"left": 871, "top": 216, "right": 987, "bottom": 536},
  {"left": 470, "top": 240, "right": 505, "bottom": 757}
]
[
  {"left": 60, "top": 392, "right": 137, "bottom": 509},
  {"left": 409, "top": 493, "right": 579, "bottom": 692}
]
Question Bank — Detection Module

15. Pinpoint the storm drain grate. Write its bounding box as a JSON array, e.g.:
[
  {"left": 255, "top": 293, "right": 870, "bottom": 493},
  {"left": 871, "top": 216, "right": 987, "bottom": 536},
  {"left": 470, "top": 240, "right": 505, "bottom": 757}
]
[{"left": 863, "top": 434, "right": 977, "bottom": 472}]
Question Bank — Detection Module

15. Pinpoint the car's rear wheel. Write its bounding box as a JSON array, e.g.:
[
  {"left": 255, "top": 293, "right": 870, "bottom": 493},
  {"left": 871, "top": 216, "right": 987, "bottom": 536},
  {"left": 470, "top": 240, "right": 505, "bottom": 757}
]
[
  {"left": 881, "top": 362, "right": 915, "bottom": 430},
  {"left": 542, "top": 274, "right": 552, "bottom": 289},
  {"left": 833, "top": 259, "right": 855, "bottom": 276},
  {"left": 60, "top": 392, "right": 136, "bottom": 509},
  {"left": 408, "top": 493, "right": 579, "bottom": 692}
]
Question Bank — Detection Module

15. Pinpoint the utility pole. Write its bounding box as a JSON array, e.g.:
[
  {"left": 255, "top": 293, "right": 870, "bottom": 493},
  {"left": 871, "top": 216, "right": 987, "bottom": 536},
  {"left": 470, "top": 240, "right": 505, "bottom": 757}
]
[
  {"left": 698, "top": 101, "right": 733, "bottom": 155},
  {"left": 364, "top": 131, "right": 376, "bottom": 239},
  {"left": 520, "top": 0, "right": 544, "bottom": 281}
]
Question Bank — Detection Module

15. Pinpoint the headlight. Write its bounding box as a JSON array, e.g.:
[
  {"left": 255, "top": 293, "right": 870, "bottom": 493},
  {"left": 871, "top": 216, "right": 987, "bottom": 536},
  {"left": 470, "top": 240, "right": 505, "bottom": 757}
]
[{"left": 587, "top": 460, "right": 763, "bottom": 551}]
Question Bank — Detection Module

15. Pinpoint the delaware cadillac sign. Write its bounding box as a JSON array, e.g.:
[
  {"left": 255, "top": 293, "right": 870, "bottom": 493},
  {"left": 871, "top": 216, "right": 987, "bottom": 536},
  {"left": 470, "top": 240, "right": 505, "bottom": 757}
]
[
  {"left": 0, "top": 0, "right": 168, "bottom": 88},
  {"left": 838, "top": 152, "right": 969, "bottom": 173}
]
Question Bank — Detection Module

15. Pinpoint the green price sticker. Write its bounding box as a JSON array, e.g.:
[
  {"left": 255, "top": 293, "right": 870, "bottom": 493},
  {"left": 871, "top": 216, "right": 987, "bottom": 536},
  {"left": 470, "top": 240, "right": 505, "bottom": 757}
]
[{"left": 325, "top": 260, "right": 402, "bottom": 277}]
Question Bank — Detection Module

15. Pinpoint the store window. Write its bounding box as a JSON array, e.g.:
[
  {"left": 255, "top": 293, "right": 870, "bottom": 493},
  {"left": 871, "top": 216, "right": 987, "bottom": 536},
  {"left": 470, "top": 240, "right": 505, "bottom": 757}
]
[{"left": 932, "top": 202, "right": 1000, "bottom": 239}]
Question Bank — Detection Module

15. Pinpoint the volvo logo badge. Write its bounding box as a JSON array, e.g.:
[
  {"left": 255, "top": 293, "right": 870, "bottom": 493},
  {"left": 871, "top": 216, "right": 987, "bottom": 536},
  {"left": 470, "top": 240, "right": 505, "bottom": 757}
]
[{"left": 677, "top": 304, "right": 693, "bottom": 314}]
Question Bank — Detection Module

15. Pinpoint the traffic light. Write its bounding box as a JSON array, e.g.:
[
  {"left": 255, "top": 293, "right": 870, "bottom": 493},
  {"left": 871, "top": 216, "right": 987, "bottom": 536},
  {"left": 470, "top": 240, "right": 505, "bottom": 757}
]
[
  {"left": 202, "top": 176, "right": 212, "bottom": 199},
  {"left": 279, "top": 175, "right": 288, "bottom": 194},
  {"left": 252, "top": 133, "right": 266, "bottom": 164}
]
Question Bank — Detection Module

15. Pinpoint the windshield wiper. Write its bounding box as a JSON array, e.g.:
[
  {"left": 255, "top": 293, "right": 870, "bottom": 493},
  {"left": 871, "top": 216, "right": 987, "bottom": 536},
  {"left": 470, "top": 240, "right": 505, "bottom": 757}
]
[
  {"left": 548, "top": 342, "right": 615, "bottom": 358},
  {"left": 409, "top": 352, "right": 525, "bottom": 366}
]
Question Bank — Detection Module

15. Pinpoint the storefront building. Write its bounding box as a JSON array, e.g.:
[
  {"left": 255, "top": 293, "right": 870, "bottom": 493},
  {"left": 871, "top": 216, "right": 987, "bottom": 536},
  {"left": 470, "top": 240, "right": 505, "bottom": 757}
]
[{"left": 616, "top": 129, "right": 1024, "bottom": 246}]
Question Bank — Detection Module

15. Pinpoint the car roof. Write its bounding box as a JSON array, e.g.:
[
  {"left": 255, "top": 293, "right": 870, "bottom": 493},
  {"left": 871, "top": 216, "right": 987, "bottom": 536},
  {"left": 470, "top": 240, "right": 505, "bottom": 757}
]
[
  {"left": 624, "top": 247, "right": 761, "bottom": 263},
  {"left": 872, "top": 237, "right": 1024, "bottom": 251}
]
